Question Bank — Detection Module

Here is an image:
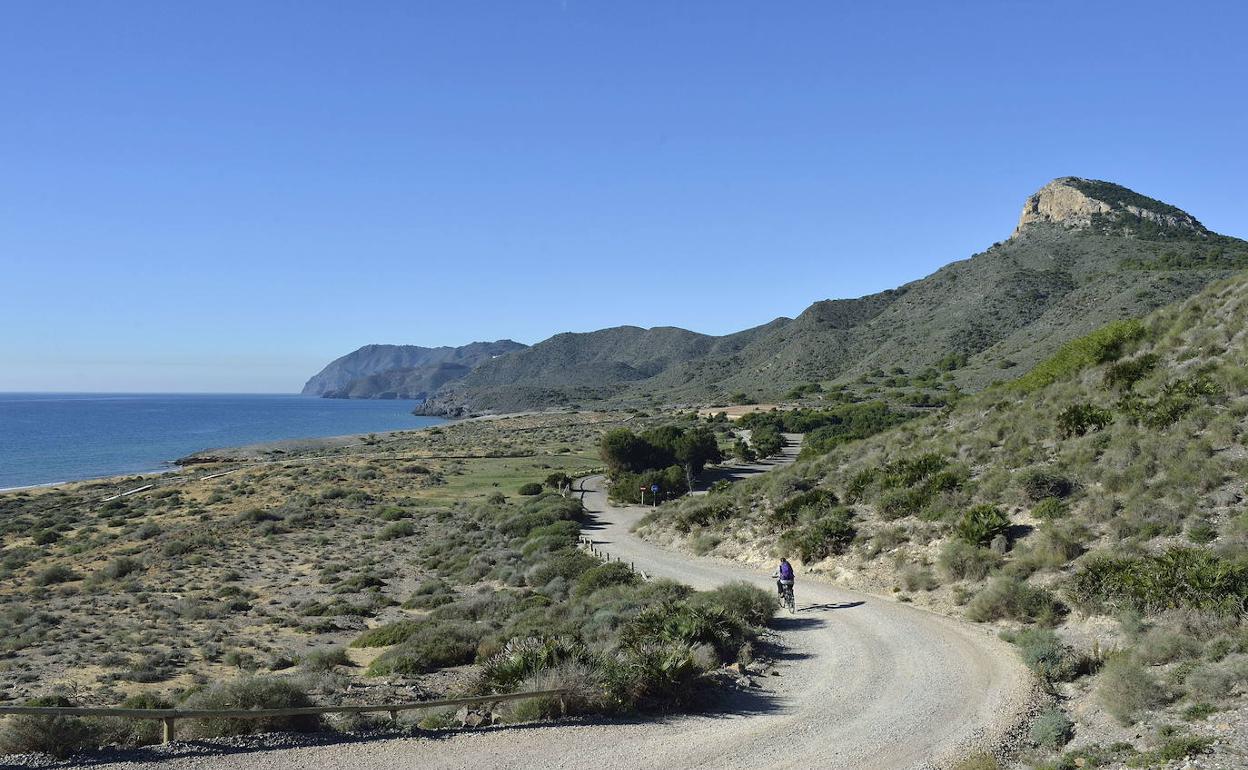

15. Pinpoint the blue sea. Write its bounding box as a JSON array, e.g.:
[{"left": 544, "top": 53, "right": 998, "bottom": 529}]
[{"left": 0, "top": 393, "right": 443, "bottom": 489}]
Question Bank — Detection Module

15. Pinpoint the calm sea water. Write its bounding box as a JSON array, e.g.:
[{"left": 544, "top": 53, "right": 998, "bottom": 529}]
[{"left": 0, "top": 393, "right": 443, "bottom": 489}]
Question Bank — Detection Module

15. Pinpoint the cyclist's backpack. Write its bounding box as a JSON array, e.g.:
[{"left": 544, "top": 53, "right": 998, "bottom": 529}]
[{"left": 779, "top": 561, "right": 794, "bottom": 580}]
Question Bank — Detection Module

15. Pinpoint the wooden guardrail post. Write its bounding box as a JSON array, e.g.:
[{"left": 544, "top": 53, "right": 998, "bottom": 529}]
[{"left": 162, "top": 716, "right": 176, "bottom": 744}]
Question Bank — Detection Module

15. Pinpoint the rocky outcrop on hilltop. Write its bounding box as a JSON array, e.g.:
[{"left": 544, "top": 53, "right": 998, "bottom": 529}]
[{"left": 1013, "top": 176, "right": 1207, "bottom": 237}]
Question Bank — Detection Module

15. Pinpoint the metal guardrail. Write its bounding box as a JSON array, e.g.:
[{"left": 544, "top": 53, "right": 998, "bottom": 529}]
[{"left": 0, "top": 688, "right": 572, "bottom": 744}]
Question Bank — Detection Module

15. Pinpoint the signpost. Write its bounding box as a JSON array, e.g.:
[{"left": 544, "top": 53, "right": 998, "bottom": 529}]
[
  {"left": 650, "top": 483, "right": 660, "bottom": 509},
  {"left": 639, "top": 485, "right": 648, "bottom": 506}
]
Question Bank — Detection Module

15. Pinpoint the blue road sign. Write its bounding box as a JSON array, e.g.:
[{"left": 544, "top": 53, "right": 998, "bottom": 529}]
[{"left": 651, "top": 484, "right": 660, "bottom": 493}]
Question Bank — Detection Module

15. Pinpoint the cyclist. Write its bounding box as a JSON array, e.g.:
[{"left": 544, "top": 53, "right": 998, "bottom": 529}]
[{"left": 772, "top": 557, "right": 795, "bottom": 607}]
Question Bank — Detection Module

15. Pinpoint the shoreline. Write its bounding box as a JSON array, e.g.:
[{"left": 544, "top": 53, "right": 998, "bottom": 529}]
[
  {"left": 0, "top": 421, "right": 450, "bottom": 496},
  {"left": 0, "top": 406, "right": 594, "bottom": 495}
]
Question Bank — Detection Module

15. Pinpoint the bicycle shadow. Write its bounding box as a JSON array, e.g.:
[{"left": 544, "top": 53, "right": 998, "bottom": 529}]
[{"left": 797, "top": 600, "right": 865, "bottom": 613}]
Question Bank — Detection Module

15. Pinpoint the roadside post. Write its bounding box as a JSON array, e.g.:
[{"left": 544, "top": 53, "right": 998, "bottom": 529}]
[
  {"left": 639, "top": 485, "right": 647, "bottom": 505},
  {"left": 651, "top": 483, "right": 659, "bottom": 509}
]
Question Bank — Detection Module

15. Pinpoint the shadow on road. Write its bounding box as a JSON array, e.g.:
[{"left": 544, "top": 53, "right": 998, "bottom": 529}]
[{"left": 797, "top": 600, "right": 865, "bottom": 613}]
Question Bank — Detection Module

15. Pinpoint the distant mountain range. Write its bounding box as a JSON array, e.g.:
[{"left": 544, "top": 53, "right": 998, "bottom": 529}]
[{"left": 303, "top": 178, "right": 1248, "bottom": 415}]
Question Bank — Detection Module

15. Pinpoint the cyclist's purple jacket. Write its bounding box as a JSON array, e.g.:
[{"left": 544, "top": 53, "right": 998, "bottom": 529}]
[{"left": 778, "top": 561, "right": 794, "bottom": 581}]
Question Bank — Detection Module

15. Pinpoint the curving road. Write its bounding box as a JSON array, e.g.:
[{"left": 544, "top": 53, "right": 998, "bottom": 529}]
[{"left": 90, "top": 462, "right": 1033, "bottom": 770}]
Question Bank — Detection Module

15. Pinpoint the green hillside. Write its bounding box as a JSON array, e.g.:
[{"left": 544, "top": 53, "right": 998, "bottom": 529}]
[
  {"left": 415, "top": 178, "right": 1247, "bottom": 415},
  {"left": 640, "top": 270, "right": 1248, "bottom": 767}
]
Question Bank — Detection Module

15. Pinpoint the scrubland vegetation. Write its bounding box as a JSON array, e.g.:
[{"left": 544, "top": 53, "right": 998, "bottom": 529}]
[
  {"left": 0, "top": 411, "right": 774, "bottom": 757},
  {"left": 598, "top": 422, "right": 725, "bottom": 503},
  {"left": 640, "top": 273, "right": 1248, "bottom": 767}
]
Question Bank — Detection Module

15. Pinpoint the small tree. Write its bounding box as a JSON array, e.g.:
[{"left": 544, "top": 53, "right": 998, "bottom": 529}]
[
  {"left": 674, "top": 426, "right": 722, "bottom": 489},
  {"left": 751, "top": 425, "right": 784, "bottom": 458},
  {"left": 600, "top": 428, "right": 649, "bottom": 474},
  {"left": 544, "top": 472, "right": 574, "bottom": 496}
]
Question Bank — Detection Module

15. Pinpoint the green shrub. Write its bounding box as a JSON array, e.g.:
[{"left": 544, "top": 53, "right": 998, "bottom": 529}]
[
  {"left": 1181, "top": 702, "right": 1216, "bottom": 721},
  {"left": 100, "top": 556, "right": 143, "bottom": 581},
  {"left": 179, "top": 677, "right": 319, "bottom": 737},
  {"left": 939, "top": 539, "right": 1001, "bottom": 581},
  {"left": 0, "top": 696, "right": 99, "bottom": 758},
  {"left": 1009, "top": 628, "right": 1081, "bottom": 682},
  {"left": 1119, "top": 373, "right": 1223, "bottom": 429},
  {"left": 1032, "top": 497, "right": 1068, "bottom": 521},
  {"left": 402, "top": 579, "right": 455, "bottom": 609},
  {"left": 1186, "top": 520, "right": 1217, "bottom": 545},
  {"left": 1103, "top": 353, "right": 1159, "bottom": 392},
  {"left": 953, "top": 505, "right": 1010, "bottom": 547},
  {"left": 365, "top": 620, "right": 483, "bottom": 676},
  {"left": 1030, "top": 707, "right": 1074, "bottom": 749},
  {"left": 769, "top": 488, "right": 838, "bottom": 528},
  {"left": 750, "top": 425, "right": 784, "bottom": 458},
  {"left": 1125, "top": 734, "right": 1213, "bottom": 766},
  {"left": 1057, "top": 403, "right": 1114, "bottom": 438},
  {"left": 573, "top": 562, "right": 640, "bottom": 596},
  {"left": 1184, "top": 656, "right": 1248, "bottom": 699},
  {"left": 620, "top": 600, "right": 751, "bottom": 660},
  {"left": 162, "top": 539, "right": 195, "bottom": 557},
  {"left": 878, "top": 487, "right": 927, "bottom": 521},
  {"left": 601, "top": 640, "right": 704, "bottom": 709},
  {"left": 518, "top": 482, "right": 544, "bottom": 496},
  {"left": 1097, "top": 656, "right": 1168, "bottom": 725},
  {"left": 234, "top": 507, "right": 282, "bottom": 524},
  {"left": 300, "top": 647, "right": 350, "bottom": 671},
  {"left": 778, "top": 507, "right": 857, "bottom": 562},
  {"left": 1023, "top": 522, "right": 1086, "bottom": 569},
  {"left": 351, "top": 620, "right": 423, "bottom": 648},
  {"left": 134, "top": 521, "right": 161, "bottom": 540},
  {"left": 402, "top": 592, "right": 455, "bottom": 610},
  {"left": 526, "top": 548, "right": 601, "bottom": 587},
  {"left": 952, "top": 754, "right": 1000, "bottom": 770},
  {"left": 375, "top": 506, "right": 410, "bottom": 521},
  {"left": 476, "top": 636, "right": 590, "bottom": 693},
  {"left": 1066, "top": 548, "right": 1248, "bottom": 616},
  {"left": 690, "top": 533, "right": 721, "bottom": 555},
  {"left": 1135, "top": 626, "right": 1201, "bottom": 665},
  {"left": 692, "top": 581, "right": 776, "bottom": 628},
  {"left": 34, "top": 565, "right": 80, "bottom": 585},
  {"left": 901, "top": 565, "right": 938, "bottom": 592},
  {"left": 91, "top": 693, "right": 173, "bottom": 748},
  {"left": 966, "top": 576, "right": 1064, "bottom": 624},
  {"left": 1020, "top": 470, "right": 1074, "bottom": 501},
  {"left": 378, "top": 521, "right": 416, "bottom": 540},
  {"left": 31, "top": 530, "right": 60, "bottom": 546},
  {"left": 674, "top": 496, "right": 737, "bottom": 532}
]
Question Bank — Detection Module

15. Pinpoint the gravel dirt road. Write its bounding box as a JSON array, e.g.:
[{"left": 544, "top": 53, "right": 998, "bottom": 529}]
[{"left": 85, "top": 446, "right": 1034, "bottom": 770}]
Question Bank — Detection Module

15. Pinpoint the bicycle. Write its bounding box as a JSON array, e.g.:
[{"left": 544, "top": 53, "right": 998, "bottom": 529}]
[{"left": 777, "top": 580, "right": 796, "bottom": 613}]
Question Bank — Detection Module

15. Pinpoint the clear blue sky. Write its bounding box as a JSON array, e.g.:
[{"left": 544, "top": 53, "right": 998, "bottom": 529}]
[{"left": 3, "top": 1, "right": 1245, "bottom": 393}]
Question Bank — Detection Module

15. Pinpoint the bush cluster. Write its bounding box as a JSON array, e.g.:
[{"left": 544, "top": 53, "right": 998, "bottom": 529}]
[
  {"left": 777, "top": 507, "right": 856, "bottom": 563},
  {"left": 1066, "top": 548, "right": 1248, "bottom": 616},
  {"left": 737, "top": 403, "right": 913, "bottom": 458},
  {"left": 397, "top": 494, "right": 777, "bottom": 715}
]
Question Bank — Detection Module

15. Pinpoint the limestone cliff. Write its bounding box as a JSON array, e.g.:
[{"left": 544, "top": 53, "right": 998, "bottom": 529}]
[{"left": 1013, "top": 177, "right": 1207, "bottom": 238}]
